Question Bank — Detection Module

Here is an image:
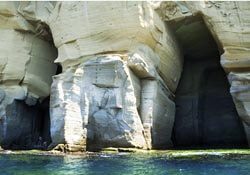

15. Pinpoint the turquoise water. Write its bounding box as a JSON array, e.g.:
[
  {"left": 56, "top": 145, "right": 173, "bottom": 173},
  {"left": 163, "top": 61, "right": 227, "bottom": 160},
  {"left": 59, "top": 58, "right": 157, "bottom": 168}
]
[{"left": 1, "top": 153, "right": 250, "bottom": 175}]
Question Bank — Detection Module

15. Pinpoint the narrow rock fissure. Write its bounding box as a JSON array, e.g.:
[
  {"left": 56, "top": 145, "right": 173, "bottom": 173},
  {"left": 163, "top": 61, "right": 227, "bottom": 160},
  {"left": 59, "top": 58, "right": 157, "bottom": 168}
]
[{"left": 169, "top": 15, "right": 248, "bottom": 149}]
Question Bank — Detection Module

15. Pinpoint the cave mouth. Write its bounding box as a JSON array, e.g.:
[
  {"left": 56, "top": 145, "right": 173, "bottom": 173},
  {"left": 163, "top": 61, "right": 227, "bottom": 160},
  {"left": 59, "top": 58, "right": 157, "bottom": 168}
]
[
  {"left": 1, "top": 24, "right": 61, "bottom": 151},
  {"left": 169, "top": 15, "right": 248, "bottom": 149},
  {"left": 2, "top": 97, "right": 52, "bottom": 150}
]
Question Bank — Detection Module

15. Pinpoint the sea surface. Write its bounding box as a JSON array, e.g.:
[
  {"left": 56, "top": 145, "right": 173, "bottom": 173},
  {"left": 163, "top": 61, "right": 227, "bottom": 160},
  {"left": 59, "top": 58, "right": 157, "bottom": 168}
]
[{"left": 1, "top": 153, "right": 250, "bottom": 175}]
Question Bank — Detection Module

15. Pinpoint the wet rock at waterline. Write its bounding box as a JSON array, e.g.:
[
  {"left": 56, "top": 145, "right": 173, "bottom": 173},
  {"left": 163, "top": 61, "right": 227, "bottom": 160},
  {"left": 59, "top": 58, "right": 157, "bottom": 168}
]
[{"left": 1, "top": 1, "right": 250, "bottom": 151}]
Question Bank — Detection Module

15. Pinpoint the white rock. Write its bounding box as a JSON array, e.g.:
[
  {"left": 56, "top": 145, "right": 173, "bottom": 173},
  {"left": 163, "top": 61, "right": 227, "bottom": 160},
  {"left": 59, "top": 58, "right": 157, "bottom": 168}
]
[
  {"left": 228, "top": 72, "right": 250, "bottom": 124},
  {"left": 48, "top": 1, "right": 183, "bottom": 93},
  {"left": 0, "top": 29, "right": 57, "bottom": 99},
  {"left": 140, "top": 80, "right": 175, "bottom": 149},
  {"left": 50, "top": 56, "right": 147, "bottom": 149}
]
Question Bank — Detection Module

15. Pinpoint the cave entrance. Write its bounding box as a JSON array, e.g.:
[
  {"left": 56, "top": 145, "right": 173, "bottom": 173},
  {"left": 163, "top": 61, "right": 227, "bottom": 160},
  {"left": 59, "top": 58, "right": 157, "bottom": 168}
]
[
  {"left": 2, "top": 97, "right": 52, "bottom": 150},
  {"left": 1, "top": 24, "right": 60, "bottom": 151},
  {"left": 169, "top": 15, "right": 248, "bottom": 149}
]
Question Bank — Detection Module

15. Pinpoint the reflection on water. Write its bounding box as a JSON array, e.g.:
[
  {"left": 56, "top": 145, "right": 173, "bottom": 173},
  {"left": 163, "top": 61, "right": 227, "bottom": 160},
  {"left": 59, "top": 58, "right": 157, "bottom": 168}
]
[{"left": 1, "top": 153, "right": 250, "bottom": 175}]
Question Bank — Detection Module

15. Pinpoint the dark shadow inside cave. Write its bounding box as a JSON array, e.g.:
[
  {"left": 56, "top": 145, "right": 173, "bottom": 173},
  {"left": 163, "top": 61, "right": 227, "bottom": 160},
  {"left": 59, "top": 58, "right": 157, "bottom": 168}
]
[
  {"left": 169, "top": 15, "right": 248, "bottom": 149},
  {"left": 1, "top": 24, "right": 60, "bottom": 151},
  {"left": 5, "top": 62, "right": 62, "bottom": 150},
  {"left": 2, "top": 98, "right": 52, "bottom": 150}
]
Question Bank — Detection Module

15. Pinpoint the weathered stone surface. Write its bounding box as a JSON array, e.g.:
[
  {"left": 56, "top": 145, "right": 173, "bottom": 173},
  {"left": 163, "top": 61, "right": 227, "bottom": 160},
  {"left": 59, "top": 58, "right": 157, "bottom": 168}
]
[
  {"left": 2, "top": 1, "right": 250, "bottom": 151},
  {"left": 0, "top": 29, "right": 57, "bottom": 99},
  {"left": 229, "top": 73, "right": 250, "bottom": 125},
  {"left": 140, "top": 80, "right": 175, "bottom": 149},
  {"left": 48, "top": 1, "right": 183, "bottom": 93},
  {"left": 50, "top": 56, "right": 147, "bottom": 150},
  {"left": 46, "top": 1, "right": 182, "bottom": 150},
  {"left": 50, "top": 65, "right": 86, "bottom": 149},
  {"left": 155, "top": 1, "right": 250, "bottom": 147},
  {"left": 0, "top": 2, "right": 57, "bottom": 149},
  {"left": 48, "top": 1, "right": 250, "bottom": 150},
  {"left": 228, "top": 72, "right": 250, "bottom": 146},
  {"left": 155, "top": 1, "right": 250, "bottom": 63},
  {"left": 0, "top": 2, "right": 34, "bottom": 31},
  {"left": 0, "top": 2, "right": 57, "bottom": 99},
  {"left": 49, "top": 52, "right": 177, "bottom": 150}
]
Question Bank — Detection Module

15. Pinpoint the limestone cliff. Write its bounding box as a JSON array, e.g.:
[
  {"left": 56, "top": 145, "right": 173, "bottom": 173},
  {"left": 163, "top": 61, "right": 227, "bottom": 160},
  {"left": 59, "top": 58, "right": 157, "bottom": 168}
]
[{"left": 0, "top": 1, "right": 250, "bottom": 151}]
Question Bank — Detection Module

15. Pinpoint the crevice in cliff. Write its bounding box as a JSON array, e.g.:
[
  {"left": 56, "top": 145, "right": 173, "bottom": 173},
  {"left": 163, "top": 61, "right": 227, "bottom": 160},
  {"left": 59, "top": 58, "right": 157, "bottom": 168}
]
[
  {"left": 168, "top": 15, "right": 248, "bottom": 149},
  {"left": 56, "top": 64, "right": 62, "bottom": 75}
]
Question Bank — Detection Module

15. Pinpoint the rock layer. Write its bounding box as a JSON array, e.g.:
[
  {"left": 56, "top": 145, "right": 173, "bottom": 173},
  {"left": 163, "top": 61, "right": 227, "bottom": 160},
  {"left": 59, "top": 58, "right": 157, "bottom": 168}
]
[{"left": 48, "top": 1, "right": 183, "bottom": 93}]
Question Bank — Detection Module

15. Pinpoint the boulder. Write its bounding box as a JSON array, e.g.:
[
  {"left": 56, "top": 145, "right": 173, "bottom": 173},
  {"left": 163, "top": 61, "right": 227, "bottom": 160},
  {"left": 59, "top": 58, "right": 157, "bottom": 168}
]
[{"left": 50, "top": 55, "right": 148, "bottom": 150}]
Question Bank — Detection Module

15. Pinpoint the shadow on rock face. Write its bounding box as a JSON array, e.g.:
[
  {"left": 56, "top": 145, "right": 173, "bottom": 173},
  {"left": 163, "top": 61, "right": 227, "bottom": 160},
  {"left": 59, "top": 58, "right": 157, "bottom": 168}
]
[
  {"left": 0, "top": 96, "right": 51, "bottom": 150},
  {"left": 170, "top": 14, "right": 248, "bottom": 149}
]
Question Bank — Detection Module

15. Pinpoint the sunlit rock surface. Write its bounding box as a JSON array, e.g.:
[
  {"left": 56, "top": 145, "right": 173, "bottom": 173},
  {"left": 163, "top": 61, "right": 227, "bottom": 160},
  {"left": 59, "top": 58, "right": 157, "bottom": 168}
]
[
  {"left": 48, "top": 1, "right": 179, "bottom": 150},
  {"left": 48, "top": 1, "right": 183, "bottom": 93},
  {"left": 50, "top": 55, "right": 175, "bottom": 150}
]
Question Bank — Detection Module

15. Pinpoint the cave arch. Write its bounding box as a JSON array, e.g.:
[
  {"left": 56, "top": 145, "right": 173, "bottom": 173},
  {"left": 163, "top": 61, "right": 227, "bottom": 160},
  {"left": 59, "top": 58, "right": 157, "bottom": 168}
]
[
  {"left": 169, "top": 15, "right": 248, "bottom": 149},
  {"left": 0, "top": 22, "right": 60, "bottom": 150}
]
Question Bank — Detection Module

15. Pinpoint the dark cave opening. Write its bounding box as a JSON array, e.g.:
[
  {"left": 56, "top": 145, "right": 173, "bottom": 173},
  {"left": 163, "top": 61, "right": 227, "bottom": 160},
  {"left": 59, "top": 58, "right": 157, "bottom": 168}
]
[
  {"left": 5, "top": 62, "right": 62, "bottom": 150},
  {"left": 2, "top": 97, "right": 52, "bottom": 150},
  {"left": 56, "top": 64, "right": 62, "bottom": 75},
  {"left": 169, "top": 15, "right": 248, "bottom": 149},
  {"left": 0, "top": 23, "right": 60, "bottom": 151}
]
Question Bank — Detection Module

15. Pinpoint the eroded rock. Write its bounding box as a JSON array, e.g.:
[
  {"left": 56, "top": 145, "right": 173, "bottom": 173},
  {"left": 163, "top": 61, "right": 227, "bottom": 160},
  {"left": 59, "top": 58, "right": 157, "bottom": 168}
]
[
  {"left": 2, "top": 1, "right": 250, "bottom": 151},
  {"left": 49, "top": 53, "right": 177, "bottom": 150},
  {"left": 140, "top": 80, "right": 175, "bottom": 149},
  {"left": 0, "top": 2, "right": 57, "bottom": 149},
  {"left": 48, "top": 1, "right": 183, "bottom": 93},
  {"left": 50, "top": 56, "right": 147, "bottom": 150}
]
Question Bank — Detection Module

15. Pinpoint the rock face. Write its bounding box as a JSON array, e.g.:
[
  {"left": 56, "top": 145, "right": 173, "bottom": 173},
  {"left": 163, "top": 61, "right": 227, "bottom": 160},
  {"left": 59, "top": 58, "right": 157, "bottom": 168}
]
[
  {"left": 228, "top": 73, "right": 250, "bottom": 145},
  {"left": 174, "top": 53, "right": 247, "bottom": 148},
  {"left": 1, "top": 1, "right": 250, "bottom": 151},
  {"left": 48, "top": 2, "right": 183, "bottom": 93},
  {"left": 51, "top": 56, "right": 146, "bottom": 150},
  {"left": 48, "top": 2, "right": 180, "bottom": 150},
  {"left": 155, "top": 1, "right": 250, "bottom": 147},
  {"left": 0, "top": 2, "right": 57, "bottom": 149},
  {"left": 50, "top": 54, "right": 176, "bottom": 150}
]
